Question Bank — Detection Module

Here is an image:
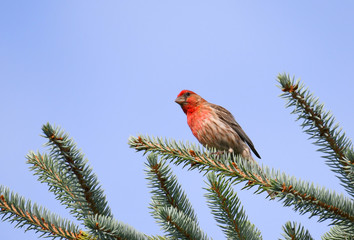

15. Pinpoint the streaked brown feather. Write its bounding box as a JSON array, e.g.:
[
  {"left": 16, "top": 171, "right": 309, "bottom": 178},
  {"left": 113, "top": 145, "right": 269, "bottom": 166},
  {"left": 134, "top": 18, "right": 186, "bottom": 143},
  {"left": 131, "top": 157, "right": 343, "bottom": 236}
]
[{"left": 208, "top": 103, "right": 261, "bottom": 159}]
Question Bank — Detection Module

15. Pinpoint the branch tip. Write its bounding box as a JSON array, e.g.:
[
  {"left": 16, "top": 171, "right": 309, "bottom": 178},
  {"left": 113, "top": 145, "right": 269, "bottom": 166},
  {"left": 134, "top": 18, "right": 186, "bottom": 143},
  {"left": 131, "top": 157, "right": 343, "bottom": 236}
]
[{"left": 282, "top": 84, "right": 298, "bottom": 93}]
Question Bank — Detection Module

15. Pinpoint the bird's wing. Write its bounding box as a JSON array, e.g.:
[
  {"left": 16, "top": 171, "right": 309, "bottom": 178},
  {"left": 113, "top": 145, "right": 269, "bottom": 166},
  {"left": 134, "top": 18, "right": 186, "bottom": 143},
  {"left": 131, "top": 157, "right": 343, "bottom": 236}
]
[{"left": 210, "top": 103, "right": 261, "bottom": 159}]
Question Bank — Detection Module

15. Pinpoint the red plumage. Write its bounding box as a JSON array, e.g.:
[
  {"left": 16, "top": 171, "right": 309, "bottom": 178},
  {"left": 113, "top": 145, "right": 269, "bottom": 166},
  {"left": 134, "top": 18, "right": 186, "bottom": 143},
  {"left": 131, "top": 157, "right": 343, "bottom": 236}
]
[{"left": 175, "top": 90, "right": 261, "bottom": 161}]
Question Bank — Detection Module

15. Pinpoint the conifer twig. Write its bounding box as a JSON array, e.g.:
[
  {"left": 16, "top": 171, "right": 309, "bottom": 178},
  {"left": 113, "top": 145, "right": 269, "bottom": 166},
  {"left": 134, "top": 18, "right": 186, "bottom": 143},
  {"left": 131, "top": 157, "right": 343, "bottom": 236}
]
[
  {"left": 41, "top": 123, "right": 112, "bottom": 220},
  {"left": 129, "top": 135, "right": 354, "bottom": 229},
  {"left": 155, "top": 206, "right": 210, "bottom": 240},
  {"left": 130, "top": 136, "right": 272, "bottom": 191},
  {"left": 145, "top": 154, "right": 209, "bottom": 239},
  {"left": 84, "top": 215, "right": 147, "bottom": 240},
  {"left": 205, "top": 173, "right": 262, "bottom": 240},
  {"left": 27, "top": 152, "right": 86, "bottom": 219},
  {"left": 0, "top": 186, "right": 84, "bottom": 240},
  {"left": 278, "top": 74, "right": 354, "bottom": 198},
  {"left": 322, "top": 225, "right": 353, "bottom": 240},
  {"left": 145, "top": 154, "right": 198, "bottom": 222},
  {"left": 280, "top": 221, "right": 313, "bottom": 240},
  {"left": 147, "top": 236, "right": 169, "bottom": 240}
]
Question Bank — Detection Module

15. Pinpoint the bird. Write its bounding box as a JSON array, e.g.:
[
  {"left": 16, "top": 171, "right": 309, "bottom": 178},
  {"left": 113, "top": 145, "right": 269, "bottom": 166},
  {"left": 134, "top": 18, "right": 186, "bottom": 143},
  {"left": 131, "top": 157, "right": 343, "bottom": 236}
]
[
  {"left": 175, "top": 90, "right": 261, "bottom": 162},
  {"left": 175, "top": 90, "right": 276, "bottom": 198}
]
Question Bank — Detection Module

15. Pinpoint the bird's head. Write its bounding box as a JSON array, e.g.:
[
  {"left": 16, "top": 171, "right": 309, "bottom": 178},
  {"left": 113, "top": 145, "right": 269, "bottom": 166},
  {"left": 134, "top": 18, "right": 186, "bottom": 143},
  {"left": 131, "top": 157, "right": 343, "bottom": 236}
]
[{"left": 175, "top": 90, "right": 205, "bottom": 114}]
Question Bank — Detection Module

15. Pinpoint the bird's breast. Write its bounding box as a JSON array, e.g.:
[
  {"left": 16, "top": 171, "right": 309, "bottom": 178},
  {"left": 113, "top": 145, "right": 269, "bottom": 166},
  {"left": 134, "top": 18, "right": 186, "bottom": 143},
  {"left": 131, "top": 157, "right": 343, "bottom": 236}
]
[
  {"left": 187, "top": 110, "right": 210, "bottom": 139},
  {"left": 187, "top": 109, "right": 243, "bottom": 152}
]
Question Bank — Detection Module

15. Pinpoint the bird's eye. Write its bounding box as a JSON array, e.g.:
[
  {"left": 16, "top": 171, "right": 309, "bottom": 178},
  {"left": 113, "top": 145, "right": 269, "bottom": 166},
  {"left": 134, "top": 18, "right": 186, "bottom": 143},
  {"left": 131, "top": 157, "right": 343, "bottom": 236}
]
[{"left": 185, "top": 92, "right": 191, "bottom": 97}]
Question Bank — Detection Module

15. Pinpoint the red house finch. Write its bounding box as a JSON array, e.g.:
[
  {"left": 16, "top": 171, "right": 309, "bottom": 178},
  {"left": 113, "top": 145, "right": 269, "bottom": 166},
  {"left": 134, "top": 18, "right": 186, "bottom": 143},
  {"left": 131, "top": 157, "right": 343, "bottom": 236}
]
[{"left": 175, "top": 90, "right": 261, "bottom": 162}]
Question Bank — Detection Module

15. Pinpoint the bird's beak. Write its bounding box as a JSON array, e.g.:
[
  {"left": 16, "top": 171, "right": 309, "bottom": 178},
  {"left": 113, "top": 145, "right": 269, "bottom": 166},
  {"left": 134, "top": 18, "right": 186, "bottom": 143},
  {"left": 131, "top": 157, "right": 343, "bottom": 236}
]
[{"left": 175, "top": 96, "right": 185, "bottom": 105}]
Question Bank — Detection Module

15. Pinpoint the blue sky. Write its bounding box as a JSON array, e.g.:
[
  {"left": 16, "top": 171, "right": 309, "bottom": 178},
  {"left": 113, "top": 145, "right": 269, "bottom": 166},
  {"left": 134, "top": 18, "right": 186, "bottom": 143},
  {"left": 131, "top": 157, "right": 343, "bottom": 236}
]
[{"left": 1, "top": 1, "right": 354, "bottom": 239}]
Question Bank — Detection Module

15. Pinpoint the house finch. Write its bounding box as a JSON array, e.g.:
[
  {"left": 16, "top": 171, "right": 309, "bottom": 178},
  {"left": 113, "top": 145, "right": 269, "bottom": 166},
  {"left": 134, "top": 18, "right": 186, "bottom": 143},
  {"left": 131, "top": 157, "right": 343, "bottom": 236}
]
[{"left": 175, "top": 90, "right": 261, "bottom": 162}]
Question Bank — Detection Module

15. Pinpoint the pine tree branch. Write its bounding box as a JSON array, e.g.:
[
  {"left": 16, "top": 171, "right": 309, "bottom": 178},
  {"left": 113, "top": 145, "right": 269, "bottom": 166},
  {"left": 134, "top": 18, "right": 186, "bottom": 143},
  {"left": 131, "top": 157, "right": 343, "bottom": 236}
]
[
  {"left": 0, "top": 185, "right": 86, "bottom": 240},
  {"left": 145, "top": 153, "right": 198, "bottom": 222},
  {"left": 322, "top": 225, "right": 354, "bottom": 240},
  {"left": 280, "top": 221, "right": 313, "bottom": 240},
  {"left": 26, "top": 152, "right": 87, "bottom": 220},
  {"left": 41, "top": 123, "right": 112, "bottom": 220},
  {"left": 147, "top": 235, "right": 169, "bottom": 240},
  {"left": 129, "top": 135, "right": 354, "bottom": 230},
  {"left": 278, "top": 74, "right": 354, "bottom": 198},
  {"left": 204, "top": 173, "right": 262, "bottom": 240},
  {"left": 145, "top": 154, "right": 209, "bottom": 240},
  {"left": 155, "top": 206, "right": 210, "bottom": 240},
  {"left": 84, "top": 215, "right": 148, "bottom": 240},
  {"left": 130, "top": 136, "right": 272, "bottom": 190}
]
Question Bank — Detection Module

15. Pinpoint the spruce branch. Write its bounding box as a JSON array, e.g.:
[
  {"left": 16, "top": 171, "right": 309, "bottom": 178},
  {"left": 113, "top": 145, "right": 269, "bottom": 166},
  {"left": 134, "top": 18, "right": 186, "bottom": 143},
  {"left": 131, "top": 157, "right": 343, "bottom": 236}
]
[
  {"left": 147, "top": 235, "right": 169, "bottom": 240},
  {"left": 274, "top": 176, "right": 354, "bottom": 231},
  {"left": 26, "top": 152, "right": 86, "bottom": 220},
  {"left": 280, "top": 221, "right": 313, "bottom": 240},
  {"left": 41, "top": 123, "right": 112, "bottom": 220},
  {"left": 155, "top": 206, "right": 210, "bottom": 240},
  {"left": 145, "top": 154, "right": 209, "bottom": 239},
  {"left": 129, "top": 135, "right": 354, "bottom": 230},
  {"left": 278, "top": 74, "right": 354, "bottom": 198},
  {"left": 84, "top": 215, "right": 147, "bottom": 240},
  {"left": 145, "top": 153, "right": 198, "bottom": 222},
  {"left": 204, "top": 172, "right": 262, "bottom": 240},
  {"left": 129, "top": 136, "right": 272, "bottom": 192},
  {"left": 322, "top": 225, "right": 354, "bottom": 240},
  {"left": 0, "top": 185, "right": 85, "bottom": 240}
]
